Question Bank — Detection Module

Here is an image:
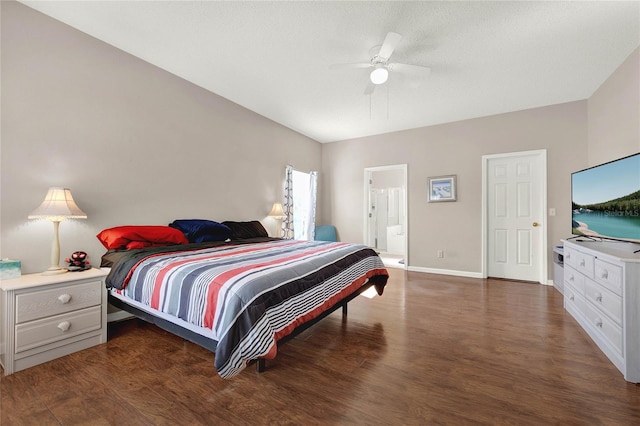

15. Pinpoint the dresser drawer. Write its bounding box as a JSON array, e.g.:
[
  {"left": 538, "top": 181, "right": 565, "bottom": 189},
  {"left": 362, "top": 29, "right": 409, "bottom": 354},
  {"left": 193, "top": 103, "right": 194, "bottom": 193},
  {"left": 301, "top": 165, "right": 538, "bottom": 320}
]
[
  {"left": 564, "top": 247, "right": 578, "bottom": 270},
  {"left": 582, "top": 297, "right": 623, "bottom": 355},
  {"left": 594, "top": 258, "right": 623, "bottom": 296},
  {"left": 16, "top": 280, "right": 102, "bottom": 324},
  {"left": 564, "top": 280, "right": 586, "bottom": 314},
  {"left": 574, "top": 251, "right": 594, "bottom": 279},
  {"left": 584, "top": 278, "right": 622, "bottom": 325},
  {"left": 15, "top": 306, "right": 102, "bottom": 354},
  {"left": 564, "top": 247, "right": 595, "bottom": 278},
  {"left": 564, "top": 266, "right": 586, "bottom": 294}
]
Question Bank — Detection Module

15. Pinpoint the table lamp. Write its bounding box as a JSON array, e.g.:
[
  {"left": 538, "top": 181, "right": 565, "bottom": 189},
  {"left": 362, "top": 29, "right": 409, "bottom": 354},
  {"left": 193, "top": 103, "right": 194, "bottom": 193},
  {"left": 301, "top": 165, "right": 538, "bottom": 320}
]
[
  {"left": 267, "top": 202, "right": 286, "bottom": 238},
  {"left": 28, "top": 187, "right": 87, "bottom": 275}
]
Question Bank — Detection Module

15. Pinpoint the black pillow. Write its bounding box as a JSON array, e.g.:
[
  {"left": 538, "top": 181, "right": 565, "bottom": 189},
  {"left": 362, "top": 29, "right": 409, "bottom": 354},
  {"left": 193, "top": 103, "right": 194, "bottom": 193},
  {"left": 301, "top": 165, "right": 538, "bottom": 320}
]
[
  {"left": 168, "top": 219, "right": 232, "bottom": 243},
  {"left": 221, "top": 220, "right": 269, "bottom": 239}
]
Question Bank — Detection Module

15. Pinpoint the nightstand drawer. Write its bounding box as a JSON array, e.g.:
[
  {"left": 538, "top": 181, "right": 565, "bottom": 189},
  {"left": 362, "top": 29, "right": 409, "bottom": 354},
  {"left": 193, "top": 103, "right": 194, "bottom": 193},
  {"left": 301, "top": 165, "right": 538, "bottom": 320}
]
[
  {"left": 16, "top": 280, "right": 102, "bottom": 323},
  {"left": 15, "top": 306, "right": 102, "bottom": 354}
]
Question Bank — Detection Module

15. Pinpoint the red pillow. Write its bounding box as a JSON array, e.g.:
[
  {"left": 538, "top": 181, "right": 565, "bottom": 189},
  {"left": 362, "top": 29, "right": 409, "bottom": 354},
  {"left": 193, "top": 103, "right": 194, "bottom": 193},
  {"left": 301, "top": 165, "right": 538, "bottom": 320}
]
[
  {"left": 124, "top": 241, "right": 170, "bottom": 250},
  {"left": 97, "top": 226, "right": 188, "bottom": 250}
]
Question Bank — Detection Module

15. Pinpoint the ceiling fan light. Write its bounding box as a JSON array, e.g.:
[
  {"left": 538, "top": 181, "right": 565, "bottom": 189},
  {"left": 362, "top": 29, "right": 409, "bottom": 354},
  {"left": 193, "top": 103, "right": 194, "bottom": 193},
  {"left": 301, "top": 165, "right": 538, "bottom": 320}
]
[{"left": 370, "top": 66, "right": 389, "bottom": 85}]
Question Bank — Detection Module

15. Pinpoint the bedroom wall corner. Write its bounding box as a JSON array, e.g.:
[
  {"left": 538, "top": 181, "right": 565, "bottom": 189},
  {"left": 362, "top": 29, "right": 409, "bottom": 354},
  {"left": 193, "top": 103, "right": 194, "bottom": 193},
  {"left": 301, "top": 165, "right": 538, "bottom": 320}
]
[
  {"left": 587, "top": 47, "right": 640, "bottom": 166},
  {"left": 0, "top": 1, "right": 322, "bottom": 273}
]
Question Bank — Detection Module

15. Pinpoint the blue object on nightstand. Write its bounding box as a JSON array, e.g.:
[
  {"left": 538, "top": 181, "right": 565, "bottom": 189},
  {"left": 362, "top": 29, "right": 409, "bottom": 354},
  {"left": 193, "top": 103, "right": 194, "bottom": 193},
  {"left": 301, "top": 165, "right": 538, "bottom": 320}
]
[{"left": 0, "top": 259, "right": 22, "bottom": 279}]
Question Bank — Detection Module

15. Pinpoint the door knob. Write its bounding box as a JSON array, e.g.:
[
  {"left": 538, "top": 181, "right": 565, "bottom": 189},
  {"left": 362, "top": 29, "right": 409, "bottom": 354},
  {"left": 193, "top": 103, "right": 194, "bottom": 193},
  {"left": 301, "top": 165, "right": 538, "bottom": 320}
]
[{"left": 532, "top": 222, "right": 539, "bottom": 227}]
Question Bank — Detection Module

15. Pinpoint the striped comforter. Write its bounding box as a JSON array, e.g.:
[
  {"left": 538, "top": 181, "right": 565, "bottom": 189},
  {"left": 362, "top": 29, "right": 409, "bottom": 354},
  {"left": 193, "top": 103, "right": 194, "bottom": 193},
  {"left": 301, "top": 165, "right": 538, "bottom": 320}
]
[{"left": 111, "top": 239, "right": 388, "bottom": 378}]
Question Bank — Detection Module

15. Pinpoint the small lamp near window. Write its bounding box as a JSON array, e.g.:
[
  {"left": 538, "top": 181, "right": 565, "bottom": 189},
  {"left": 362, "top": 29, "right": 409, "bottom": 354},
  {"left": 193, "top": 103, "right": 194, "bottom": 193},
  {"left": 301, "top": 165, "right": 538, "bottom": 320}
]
[
  {"left": 28, "top": 187, "right": 87, "bottom": 275},
  {"left": 267, "top": 202, "right": 286, "bottom": 238}
]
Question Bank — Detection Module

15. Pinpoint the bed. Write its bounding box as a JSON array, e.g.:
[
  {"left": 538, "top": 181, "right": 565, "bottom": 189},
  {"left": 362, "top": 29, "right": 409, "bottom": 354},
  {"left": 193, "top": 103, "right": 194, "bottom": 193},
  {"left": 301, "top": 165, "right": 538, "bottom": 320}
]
[{"left": 100, "top": 222, "right": 388, "bottom": 379}]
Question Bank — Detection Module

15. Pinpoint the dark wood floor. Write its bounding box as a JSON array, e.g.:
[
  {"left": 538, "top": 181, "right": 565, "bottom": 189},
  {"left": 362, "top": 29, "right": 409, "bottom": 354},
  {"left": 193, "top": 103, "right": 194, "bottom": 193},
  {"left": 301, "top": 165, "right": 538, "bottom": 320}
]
[{"left": 2, "top": 269, "right": 639, "bottom": 425}]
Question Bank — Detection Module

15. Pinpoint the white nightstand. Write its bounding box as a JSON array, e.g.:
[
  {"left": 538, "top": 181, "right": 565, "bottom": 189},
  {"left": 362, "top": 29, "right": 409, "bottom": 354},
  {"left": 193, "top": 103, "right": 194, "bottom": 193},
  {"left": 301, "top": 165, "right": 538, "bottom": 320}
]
[{"left": 0, "top": 268, "right": 108, "bottom": 375}]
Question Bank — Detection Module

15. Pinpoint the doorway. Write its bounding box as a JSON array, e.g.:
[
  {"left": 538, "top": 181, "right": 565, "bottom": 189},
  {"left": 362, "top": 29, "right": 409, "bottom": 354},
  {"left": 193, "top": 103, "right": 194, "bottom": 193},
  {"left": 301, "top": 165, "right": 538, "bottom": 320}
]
[
  {"left": 364, "top": 164, "right": 408, "bottom": 269},
  {"left": 482, "top": 150, "right": 547, "bottom": 283}
]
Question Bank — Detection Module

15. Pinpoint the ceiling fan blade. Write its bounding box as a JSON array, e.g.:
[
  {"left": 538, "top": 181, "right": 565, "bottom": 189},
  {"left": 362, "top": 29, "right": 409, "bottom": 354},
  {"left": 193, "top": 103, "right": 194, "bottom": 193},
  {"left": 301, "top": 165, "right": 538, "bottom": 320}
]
[
  {"left": 364, "top": 81, "right": 376, "bottom": 95},
  {"left": 329, "top": 62, "right": 371, "bottom": 70},
  {"left": 389, "top": 63, "right": 431, "bottom": 76},
  {"left": 378, "top": 32, "right": 402, "bottom": 60}
]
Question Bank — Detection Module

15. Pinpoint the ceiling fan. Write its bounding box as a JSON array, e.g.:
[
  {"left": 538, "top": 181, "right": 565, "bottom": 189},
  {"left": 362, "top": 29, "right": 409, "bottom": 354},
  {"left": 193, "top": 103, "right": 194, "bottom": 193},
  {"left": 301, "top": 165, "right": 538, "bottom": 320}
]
[{"left": 330, "top": 32, "right": 431, "bottom": 94}]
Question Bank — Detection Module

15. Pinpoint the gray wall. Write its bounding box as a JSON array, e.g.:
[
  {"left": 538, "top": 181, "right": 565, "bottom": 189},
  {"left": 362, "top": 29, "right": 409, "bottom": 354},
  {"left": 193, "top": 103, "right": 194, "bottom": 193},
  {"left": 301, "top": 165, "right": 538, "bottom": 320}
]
[
  {"left": 0, "top": 2, "right": 321, "bottom": 273},
  {"left": 588, "top": 47, "right": 640, "bottom": 165},
  {"left": 322, "top": 47, "right": 639, "bottom": 279},
  {"left": 322, "top": 102, "right": 588, "bottom": 277}
]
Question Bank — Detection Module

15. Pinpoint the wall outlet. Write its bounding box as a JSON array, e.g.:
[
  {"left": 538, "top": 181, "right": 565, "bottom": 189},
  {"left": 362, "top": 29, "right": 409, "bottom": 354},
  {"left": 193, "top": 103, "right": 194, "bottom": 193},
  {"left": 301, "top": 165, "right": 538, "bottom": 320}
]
[{"left": 437, "top": 250, "right": 444, "bottom": 258}]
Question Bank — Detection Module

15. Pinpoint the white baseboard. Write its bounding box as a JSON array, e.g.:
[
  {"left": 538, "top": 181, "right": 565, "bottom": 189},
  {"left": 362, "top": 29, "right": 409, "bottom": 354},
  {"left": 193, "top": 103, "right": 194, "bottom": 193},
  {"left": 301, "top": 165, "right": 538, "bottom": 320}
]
[
  {"left": 407, "top": 266, "right": 554, "bottom": 284},
  {"left": 407, "top": 266, "right": 484, "bottom": 279}
]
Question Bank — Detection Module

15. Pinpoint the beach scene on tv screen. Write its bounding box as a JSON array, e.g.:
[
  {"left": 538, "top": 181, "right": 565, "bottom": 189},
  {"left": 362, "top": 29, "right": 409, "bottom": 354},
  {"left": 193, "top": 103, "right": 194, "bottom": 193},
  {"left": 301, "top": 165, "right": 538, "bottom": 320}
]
[{"left": 572, "top": 154, "right": 640, "bottom": 242}]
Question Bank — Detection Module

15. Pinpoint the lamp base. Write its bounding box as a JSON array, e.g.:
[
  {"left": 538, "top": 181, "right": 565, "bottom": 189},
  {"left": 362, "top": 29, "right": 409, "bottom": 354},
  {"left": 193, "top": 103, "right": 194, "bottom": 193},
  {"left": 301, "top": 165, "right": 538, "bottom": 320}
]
[
  {"left": 42, "top": 267, "right": 68, "bottom": 276},
  {"left": 273, "top": 218, "right": 283, "bottom": 238}
]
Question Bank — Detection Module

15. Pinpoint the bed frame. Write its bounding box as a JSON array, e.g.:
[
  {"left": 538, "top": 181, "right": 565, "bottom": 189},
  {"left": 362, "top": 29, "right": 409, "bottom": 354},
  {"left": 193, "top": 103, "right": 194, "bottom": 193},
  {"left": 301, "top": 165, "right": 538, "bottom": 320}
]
[{"left": 108, "top": 279, "right": 378, "bottom": 373}]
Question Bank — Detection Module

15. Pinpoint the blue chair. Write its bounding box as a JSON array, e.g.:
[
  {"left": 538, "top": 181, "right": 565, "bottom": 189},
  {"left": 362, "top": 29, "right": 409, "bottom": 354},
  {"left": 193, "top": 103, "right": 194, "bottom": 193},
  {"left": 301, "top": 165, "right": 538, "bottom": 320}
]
[{"left": 315, "top": 225, "right": 337, "bottom": 242}]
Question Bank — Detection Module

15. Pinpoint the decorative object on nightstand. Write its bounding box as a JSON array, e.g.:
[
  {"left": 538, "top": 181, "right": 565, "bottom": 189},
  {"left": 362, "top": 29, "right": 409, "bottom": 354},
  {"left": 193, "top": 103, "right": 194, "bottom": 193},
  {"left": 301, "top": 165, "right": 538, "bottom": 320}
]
[
  {"left": 268, "top": 202, "right": 286, "bottom": 238},
  {"left": 28, "top": 187, "right": 87, "bottom": 275},
  {"left": 0, "top": 259, "right": 22, "bottom": 279},
  {"left": 65, "top": 251, "right": 91, "bottom": 272}
]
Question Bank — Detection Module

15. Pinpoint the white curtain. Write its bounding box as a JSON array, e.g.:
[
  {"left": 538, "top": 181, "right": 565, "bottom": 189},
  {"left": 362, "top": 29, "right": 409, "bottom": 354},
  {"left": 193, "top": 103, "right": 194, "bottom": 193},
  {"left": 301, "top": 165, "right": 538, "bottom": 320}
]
[
  {"left": 306, "top": 171, "right": 318, "bottom": 240},
  {"left": 282, "top": 165, "right": 294, "bottom": 239},
  {"left": 282, "top": 166, "right": 318, "bottom": 240}
]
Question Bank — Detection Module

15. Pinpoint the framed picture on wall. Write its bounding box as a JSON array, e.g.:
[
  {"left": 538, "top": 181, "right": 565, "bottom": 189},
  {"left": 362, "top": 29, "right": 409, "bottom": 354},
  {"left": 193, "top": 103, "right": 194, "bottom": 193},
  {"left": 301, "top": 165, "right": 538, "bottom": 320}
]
[{"left": 428, "top": 175, "right": 457, "bottom": 202}]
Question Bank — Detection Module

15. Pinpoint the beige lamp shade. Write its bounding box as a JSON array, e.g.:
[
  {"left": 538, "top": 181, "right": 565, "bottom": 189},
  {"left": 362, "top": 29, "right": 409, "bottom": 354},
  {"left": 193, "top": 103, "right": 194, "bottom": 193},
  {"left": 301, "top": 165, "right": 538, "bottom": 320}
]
[
  {"left": 28, "top": 187, "right": 87, "bottom": 221},
  {"left": 268, "top": 202, "right": 286, "bottom": 218}
]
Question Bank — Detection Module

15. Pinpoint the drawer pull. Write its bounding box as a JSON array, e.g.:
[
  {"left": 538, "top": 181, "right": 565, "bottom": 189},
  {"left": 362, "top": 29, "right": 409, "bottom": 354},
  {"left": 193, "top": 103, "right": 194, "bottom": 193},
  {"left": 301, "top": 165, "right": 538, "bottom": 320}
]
[
  {"left": 595, "top": 318, "right": 603, "bottom": 328},
  {"left": 601, "top": 270, "right": 609, "bottom": 279},
  {"left": 57, "top": 321, "right": 71, "bottom": 332},
  {"left": 580, "top": 259, "right": 585, "bottom": 267},
  {"left": 595, "top": 293, "right": 602, "bottom": 302},
  {"left": 569, "top": 275, "right": 574, "bottom": 282},
  {"left": 58, "top": 294, "right": 72, "bottom": 304},
  {"left": 569, "top": 294, "right": 574, "bottom": 301}
]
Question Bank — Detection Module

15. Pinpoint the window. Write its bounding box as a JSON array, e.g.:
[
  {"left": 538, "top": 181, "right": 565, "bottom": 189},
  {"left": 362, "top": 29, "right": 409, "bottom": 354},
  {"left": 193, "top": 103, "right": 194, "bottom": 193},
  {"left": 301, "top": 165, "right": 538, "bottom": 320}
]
[
  {"left": 292, "top": 170, "right": 313, "bottom": 240},
  {"left": 283, "top": 165, "right": 317, "bottom": 240}
]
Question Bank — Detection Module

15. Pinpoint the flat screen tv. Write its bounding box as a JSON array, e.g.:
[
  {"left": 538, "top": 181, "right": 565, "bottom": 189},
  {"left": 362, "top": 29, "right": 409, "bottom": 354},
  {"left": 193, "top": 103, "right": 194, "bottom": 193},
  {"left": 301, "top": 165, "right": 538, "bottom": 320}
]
[{"left": 571, "top": 152, "right": 640, "bottom": 243}]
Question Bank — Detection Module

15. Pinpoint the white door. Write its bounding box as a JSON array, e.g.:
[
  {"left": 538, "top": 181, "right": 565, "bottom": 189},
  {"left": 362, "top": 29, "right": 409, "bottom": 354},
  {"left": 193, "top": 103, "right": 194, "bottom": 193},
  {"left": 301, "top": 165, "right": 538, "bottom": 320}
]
[{"left": 484, "top": 150, "right": 547, "bottom": 282}]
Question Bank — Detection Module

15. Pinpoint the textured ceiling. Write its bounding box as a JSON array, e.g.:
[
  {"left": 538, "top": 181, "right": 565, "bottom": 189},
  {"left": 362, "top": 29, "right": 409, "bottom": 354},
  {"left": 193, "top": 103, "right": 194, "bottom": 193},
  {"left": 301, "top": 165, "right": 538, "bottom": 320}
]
[{"left": 19, "top": 1, "right": 640, "bottom": 143}]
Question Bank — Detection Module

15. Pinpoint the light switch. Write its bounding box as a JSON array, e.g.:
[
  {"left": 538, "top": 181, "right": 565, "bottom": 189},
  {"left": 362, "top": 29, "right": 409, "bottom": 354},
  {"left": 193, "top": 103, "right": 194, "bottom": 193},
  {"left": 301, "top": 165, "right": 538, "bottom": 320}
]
[{"left": 549, "top": 208, "right": 556, "bottom": 216}]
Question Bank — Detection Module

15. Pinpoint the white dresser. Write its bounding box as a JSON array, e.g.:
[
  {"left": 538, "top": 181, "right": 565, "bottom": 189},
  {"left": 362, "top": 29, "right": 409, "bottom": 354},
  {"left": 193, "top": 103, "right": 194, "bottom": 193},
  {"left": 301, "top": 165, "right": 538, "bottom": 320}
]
[
  {"left": 0, "top": 268, "right": 108, "bottom": 375},
  {"left": 562, "top": 239, "right": 640, "bottom": 382}
]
